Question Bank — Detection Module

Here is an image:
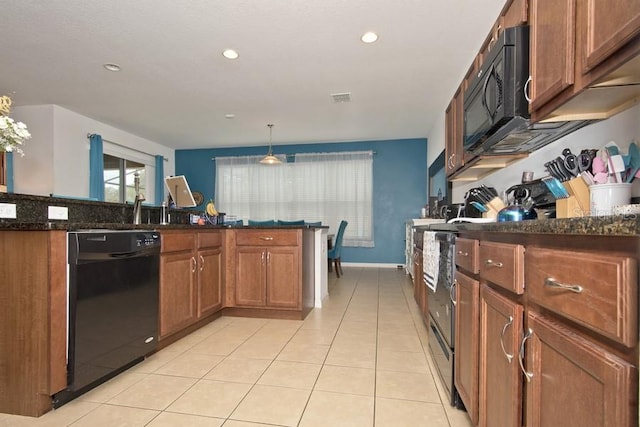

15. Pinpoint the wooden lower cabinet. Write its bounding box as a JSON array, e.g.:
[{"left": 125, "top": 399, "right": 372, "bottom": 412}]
[
  {"left": 235, "top": 245, "right": 300, "bottom": 309},
  {"left": 0, "top": 231, "right": 67, "bottom": 416},
  {"left": 196, "top": 246, "right": 223, "bottom": 317},
  {"left": 160, "top": 231, "right": 223, "bottom": 339},
  {"left": 479, "top": 284, "right": 524, "bottom": 427},
  {"left": 413, "top": 247, "right": 426, "bottom": 317},
  {"left": 525, "top": 311, "right": 637, "bottom": 427},
  {"left": 454, "top": 271, "right": 480, "bottom": 425},
  {"left": 160, "top": 250, "right": 197, "bottom": 337},
  {"left": 234, "top": 230, "right": 302, "bottom": 311}
]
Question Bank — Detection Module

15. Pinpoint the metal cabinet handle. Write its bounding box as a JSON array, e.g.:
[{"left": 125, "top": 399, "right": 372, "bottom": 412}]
[
  {"left": 518, "top": 328, "right": 534, "bottom": 382},
  {"left": 524, "top": 75, "right": 532, "bottom": 103},
  {"left": 500, "top": 316, "right": 514, "bottom": 363},
  {"left": 266, "top": 252, "right": 271, "bottom": 263},
  {"left": 544, "top": 278, "right": 583, "bottom": 293},
  {"left": 485, "top": 259, "right": 503, "bottom": 268},
  {"left": 191, "top": 256, "right": 197, "bottom": 273},
  {"left": 261, "top": 251, "right": 265, "bottom": 265},
  {"left": 450, "top": 280, "right": 457, "bottom": 306},
  {"left": 457, "top": 250, "right": 469, "bottom": 257},
  {"left": 199, "top": 255, "right": 204, "bottom": 272},
  {"left": 260, "top": 236, "right": 274, "bottom": 241}
]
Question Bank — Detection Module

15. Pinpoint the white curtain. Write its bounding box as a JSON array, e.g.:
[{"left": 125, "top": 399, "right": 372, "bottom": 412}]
[
  {"left": 292, "top": 151, "right": 373, "bottom": 247},
  {"left": 215, "top": 151, "right": 373, "bottom": 247},
  {"left": 215, "top": 154, "right": 289, "bottom": 221}
]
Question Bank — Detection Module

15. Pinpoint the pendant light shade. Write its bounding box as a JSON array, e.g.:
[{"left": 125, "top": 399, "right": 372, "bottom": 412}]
[{"left": 260, "top": 123, "right": 282, "bottom": 165}]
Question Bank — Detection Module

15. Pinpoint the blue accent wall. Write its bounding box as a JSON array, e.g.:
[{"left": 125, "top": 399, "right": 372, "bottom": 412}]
[{"left": 175, "top": 138, "right": 427, "bottom": 264}]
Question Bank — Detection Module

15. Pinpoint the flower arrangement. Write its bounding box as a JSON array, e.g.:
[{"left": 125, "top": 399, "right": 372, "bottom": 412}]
[{"left": 0, "top": 95, "right": 30, "bottom": 156}]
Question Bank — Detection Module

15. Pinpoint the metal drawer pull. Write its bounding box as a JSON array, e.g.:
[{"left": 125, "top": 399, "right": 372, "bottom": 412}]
[
  {"left": 450, "top": 280, "right": 457, "bottom": 306},
  {"left": 518, "top": 328, "right": 533, "bottom": 382},
  {"left": 485, "top": 259, "right": 503, "bottom": 268},
  {"left": 457, "top": 250, "right": 469, "bottom": 257},
  {"left": 260, "top": 236, "right": 274, "bottom": 241},
  {"left": 544, "top": 278, "right": 583, "bottom": 293},
  {"left": 500, "top": 316, "right": 514, "bottom": 363}
]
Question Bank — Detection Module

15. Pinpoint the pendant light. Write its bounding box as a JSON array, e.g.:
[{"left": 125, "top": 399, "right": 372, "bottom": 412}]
[{"left": 260, "top": 123, "right": 282, "bottom": 165}]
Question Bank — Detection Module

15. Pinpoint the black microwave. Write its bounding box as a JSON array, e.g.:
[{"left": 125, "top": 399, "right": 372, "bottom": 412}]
[{"left": 463, "top": 25, "right": 530, "bottom": 153}]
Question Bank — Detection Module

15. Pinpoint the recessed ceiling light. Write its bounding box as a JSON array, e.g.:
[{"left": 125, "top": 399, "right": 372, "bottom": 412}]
[
  {"left": 103, "top": 63, "right": 121, "bottom": 72},
  {"left": 222, "top": 49, "right": 239, "bottom": 60},
  {"left": 225, "top": 114, "right": 235, "bottom": 119},
  {"left": 361, "top": 31, "right": 378, "bottom": 43}
]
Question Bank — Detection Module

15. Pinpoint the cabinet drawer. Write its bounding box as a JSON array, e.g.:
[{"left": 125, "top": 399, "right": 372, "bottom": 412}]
[
  {"left": 198, "top": 231, "right": 222, "bottom": 248},
  {"left": 526, "top": 247, "right": 638, "bottom": 347},
  {"left": 236, "top": 230, "right": 299, "bottom": 246},
  {"left": 161, "top": 232, "right": 196, "bottom": 253},
  {"left": 456, "top": 238, "right": 479, "bottom": 274},
  {"left": 479, "top": 241, "right": 524, "bottom": 294}
]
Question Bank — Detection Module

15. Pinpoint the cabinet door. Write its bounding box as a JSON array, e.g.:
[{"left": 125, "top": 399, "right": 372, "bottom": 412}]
[
  {"left": 160, "top": 251, "right": 197, "bottom": 338},
  {"left": 266, "top": 246, "right": 300, "bottom": 309},
  {"left": 236, "top": 247, "right": 267, "bottom": 307},
  {"left": 479, "top": 285, "right": 524, "bottom": 427},
  {"left": 583, "top": 0, "right": 640, "bottom": 72},
  {"left": 454, "top": 271, "right": 480, "bottom": 425},
  {"left": 530, "top": 0, "right": 576, "bottom": 110},
  {"left": 445, "top": 87, "right": 464, "bottom": 176},
  {"left": 197, "top": 247, "right": 223, "bottom": 317},
  {"left": 525, "top": 311, "right": 637, "bottom": 427}
]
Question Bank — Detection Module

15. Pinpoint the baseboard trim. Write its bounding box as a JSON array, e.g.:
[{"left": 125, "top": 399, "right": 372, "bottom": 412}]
[{"left": 341, "top": 262, "right": 404, "bottom": 269}]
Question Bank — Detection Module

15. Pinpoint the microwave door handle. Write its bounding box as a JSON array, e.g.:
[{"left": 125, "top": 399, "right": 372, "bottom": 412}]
[{"left": 481, "top": 64, "right": 497, "bottom": 120}]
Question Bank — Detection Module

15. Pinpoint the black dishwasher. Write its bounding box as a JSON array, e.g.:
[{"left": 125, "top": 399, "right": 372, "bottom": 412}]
[{"left": 54, "top": 230, "right": 161, "bottom": 407}]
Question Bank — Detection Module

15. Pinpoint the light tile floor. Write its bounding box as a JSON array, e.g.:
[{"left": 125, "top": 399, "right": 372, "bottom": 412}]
[{"left": 0, "top": 267, "right": 473, "bottom": 427}]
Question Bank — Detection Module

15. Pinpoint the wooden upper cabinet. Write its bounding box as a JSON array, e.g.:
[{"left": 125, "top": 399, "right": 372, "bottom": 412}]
[
  {"left": 502, "top": 0, "right": 528, "bottom": 28},
  {"left": 583, "top": 0, "right": 640, "bottom": 72},
  {"left": 529, "top": 0, "right": 577, "bottom": 110}
]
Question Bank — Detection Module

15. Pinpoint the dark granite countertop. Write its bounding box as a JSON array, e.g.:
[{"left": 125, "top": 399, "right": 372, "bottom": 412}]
[
  {"left": 0, "top": 222, "right": 327, "bottom": 231},
  {"left": 416, "top": 215, "right": 640, "bottom": 236}
]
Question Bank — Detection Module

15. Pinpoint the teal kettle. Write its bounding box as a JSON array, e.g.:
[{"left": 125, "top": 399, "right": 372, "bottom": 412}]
[{"left": 497, "top": 186, "right": 538, "bottom": 222}]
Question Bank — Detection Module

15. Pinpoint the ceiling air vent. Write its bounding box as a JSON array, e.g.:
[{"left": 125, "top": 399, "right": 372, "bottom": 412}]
[{"left": 330, "top": 92, "right": 352, "bottom": 103}]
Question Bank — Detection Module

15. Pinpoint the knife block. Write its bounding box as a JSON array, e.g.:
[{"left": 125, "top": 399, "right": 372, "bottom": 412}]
[
  {"left": 482, "top": 197, "right": 506, "bottom": 219},
  {"left": 557, "top": 177, "right": 590, "bottom": 218}
]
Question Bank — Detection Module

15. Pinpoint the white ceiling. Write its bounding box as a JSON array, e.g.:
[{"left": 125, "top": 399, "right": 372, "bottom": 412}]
[{"left": 0, "top": 0, "right": 506, "bottom": 150}]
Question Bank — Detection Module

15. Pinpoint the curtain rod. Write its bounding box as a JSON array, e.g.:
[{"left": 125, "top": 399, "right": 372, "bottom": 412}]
[
  {"left": 210, "top": 150, "right": 377, "bottom": 160},
  {"left": 87, "top": 133, "right": 168, "bottom": 161}
]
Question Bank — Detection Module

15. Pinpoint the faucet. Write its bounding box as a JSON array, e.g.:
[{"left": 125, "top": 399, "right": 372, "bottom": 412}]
[{"left": 132, "top": 172, "right": 145, "bottom": 224}]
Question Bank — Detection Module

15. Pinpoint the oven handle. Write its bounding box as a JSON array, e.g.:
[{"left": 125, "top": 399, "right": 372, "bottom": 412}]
[
  {"left": 450, "top": 280, "right": 457, "bottom": 306},
  {"left": 518, "top": 328, "right": 534, "bottom": 382},
  {"left": 500, "top": 316, "right": 514, "bottom": 363}
]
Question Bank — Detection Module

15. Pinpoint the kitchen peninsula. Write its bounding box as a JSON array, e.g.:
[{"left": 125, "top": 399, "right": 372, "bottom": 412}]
[{"left": 0, "top": 193, "right": 326, "bottom": 417}]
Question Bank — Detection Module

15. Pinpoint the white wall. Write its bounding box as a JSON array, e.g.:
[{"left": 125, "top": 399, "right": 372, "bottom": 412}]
[
  {"left": 426, "top": 103, "right": 640, "bottom": 203},
  {"left": 10, "top": 105, "right": 175, "bottom": 198}
]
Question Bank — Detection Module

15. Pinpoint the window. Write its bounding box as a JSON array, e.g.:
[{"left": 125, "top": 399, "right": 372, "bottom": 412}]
[
  {"left": 103, "top": 154, "right": 146, "bottom": 203},
  {"left": 215, "top": 151, "right": 373, "bottom": 247}
]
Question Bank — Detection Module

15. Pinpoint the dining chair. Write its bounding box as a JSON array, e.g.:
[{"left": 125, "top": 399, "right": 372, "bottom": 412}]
[
  {"left": 328, "top": 220, "right": 348, "bottom": 277},
  {"left": 248, "top": 219, "right": 276, "bottom": 226}
]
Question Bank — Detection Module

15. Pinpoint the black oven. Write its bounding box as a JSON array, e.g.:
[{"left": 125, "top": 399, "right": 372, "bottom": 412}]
[
  {"left": 463, "top": 25, "right": 529, "bottom": 153},
  {"left": 425, "top": 231, "right": 460, "bottom": 407}
]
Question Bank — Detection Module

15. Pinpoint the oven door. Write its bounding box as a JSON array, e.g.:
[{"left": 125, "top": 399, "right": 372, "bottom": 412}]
[{"left": 428, "top": 315, "right": 459, "bottom": 406}]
